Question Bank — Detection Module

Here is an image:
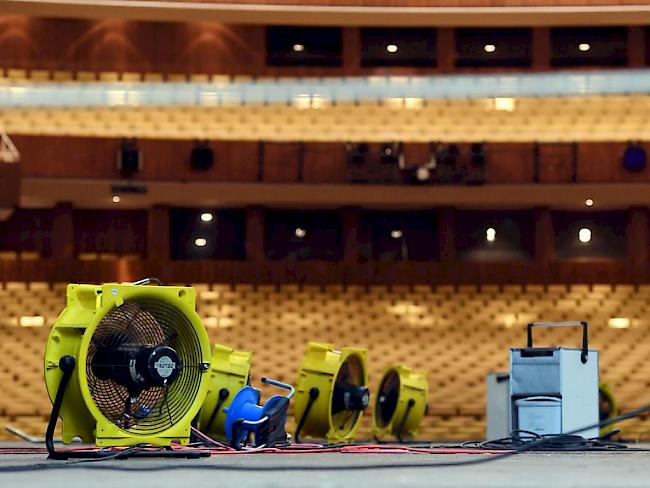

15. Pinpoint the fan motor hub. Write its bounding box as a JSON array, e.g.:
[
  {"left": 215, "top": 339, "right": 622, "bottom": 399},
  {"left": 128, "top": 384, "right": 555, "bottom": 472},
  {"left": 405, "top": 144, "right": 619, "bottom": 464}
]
[
  {"left": 138, "top": 346, "right": 181, "bottom": 387},
  {"left": 332, "top": 383, "right": 369, "bottom": 413}
]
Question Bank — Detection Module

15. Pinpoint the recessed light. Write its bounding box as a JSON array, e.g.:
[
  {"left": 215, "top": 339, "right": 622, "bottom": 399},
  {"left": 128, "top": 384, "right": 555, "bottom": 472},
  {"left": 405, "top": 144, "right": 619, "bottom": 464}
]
[
  {"left": 390, "top": 229, "right": 403, "bottom": 239},
  {"left": 484, "top": 44, "right": 496, "bottom": 53},
  {"left": 486, "top": 227, "right": 496, "bottom": 242},
  {"left": 112, "top": 195, "right": 120, "bottom": 203},
  {"left": 493, "top": 98, "right": 516, "bottom": 112},
  {"left": 608, "top": 317, "right": 630, "bottom": 329},
  {"left": 293, "top": 43, "right": 305, "bottom": 52},
  {"left": 200, "top": 212, "right": 214, "bottom": 223},
  {"left": 386, "top": 44, "right": 398, "bottom": 53},
  {"left": 578, "top": 228, "right": 592, "bottom": 243},
  {"left": 585, "top": 198, "right": 594, "bottom": 207},
  {"left": 578, "top": 43, "right": 591, "bottom": 52},
  {"left": 194, "top": 238, "right": 207, "bottom": 247},
  {"left": 295, "top": 227, "right": 306, "bottom": 238}
]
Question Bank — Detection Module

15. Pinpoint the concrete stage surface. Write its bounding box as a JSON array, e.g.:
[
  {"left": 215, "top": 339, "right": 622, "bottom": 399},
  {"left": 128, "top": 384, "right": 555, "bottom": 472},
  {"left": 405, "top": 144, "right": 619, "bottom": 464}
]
[{"left": 0, "top": 444, "right": 649, "bottom": 488}]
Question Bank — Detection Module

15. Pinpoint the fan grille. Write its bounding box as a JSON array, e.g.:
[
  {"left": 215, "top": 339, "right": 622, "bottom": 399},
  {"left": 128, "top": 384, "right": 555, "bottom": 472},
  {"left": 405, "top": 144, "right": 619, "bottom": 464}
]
[
  {"left": 376, "top": 369, "right": 400, "bottom": 428},
  {"left": 331, "top": 355, "right": 365, "bottom": 437},
  {"left": 86, "top": 298, "right": 203, "bottom": 435}
]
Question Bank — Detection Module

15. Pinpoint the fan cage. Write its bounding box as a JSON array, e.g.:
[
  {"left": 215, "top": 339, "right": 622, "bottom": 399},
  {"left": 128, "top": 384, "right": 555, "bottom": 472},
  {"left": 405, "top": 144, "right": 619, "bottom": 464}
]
[
  {"left": 85, "top": 298, "right": 203, "bottom": 435},
  {"left": 375, "top": 369, "right": 400, "bottom": 428},
  {"left": 331, "top": 354, "right": 365, "bottom": 437}
]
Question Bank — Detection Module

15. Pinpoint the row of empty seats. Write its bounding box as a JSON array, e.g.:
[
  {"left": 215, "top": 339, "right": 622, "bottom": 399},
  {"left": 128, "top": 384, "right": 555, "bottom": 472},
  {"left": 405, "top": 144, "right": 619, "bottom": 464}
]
[
  {"left": 1, "top": 96, "right": 649, "bottom": 142},
  {"left": 1, "top": 282, "right": 650, "bottom": 441}
]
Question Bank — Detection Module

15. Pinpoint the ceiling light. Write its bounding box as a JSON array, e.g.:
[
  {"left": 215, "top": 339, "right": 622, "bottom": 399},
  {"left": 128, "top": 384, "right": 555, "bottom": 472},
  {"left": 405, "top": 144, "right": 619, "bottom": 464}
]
[
  {"left": 293, "top": 43, "right": 305, "bottom": 52},
  {"left": 578, "top": 228, "right": 592, "bottom": 243},
  {"left": 486, "top": 227, "right": 496, "bottom": 242},
  {"left": 20, "top": 315, "right": 44, "bottom": 327},
  {"left": 195, "top": 237, "right": 207, "bottom": 247},
  {"left": 608, "top": 317, "right": 630, "bottom": 329},
  {"left": 585, "top": 198, "right": 594, "bottom": 207},
  {"left": 484, "top": 44, "right": 496, "bottom": 53},
  {"left": 200, "top": 212, "right": 214, "bottom": 223},
  {"left": 578, "top": 43, "right": 591, "bottom": 52},
  {"left": 390, "top": 230, "right": 403, "bottom": 239},
  {"left": 386, "top": 44, "right": 398, "bottom": 53},
  {"left": 493, "top": 97, "right": 516, "bottom": 112},
  {"left": 295, "top": 227, "right": 306, "bottom": 238},
  {"left": 112, "top": 195, "right": 120, "bottom": 203}
]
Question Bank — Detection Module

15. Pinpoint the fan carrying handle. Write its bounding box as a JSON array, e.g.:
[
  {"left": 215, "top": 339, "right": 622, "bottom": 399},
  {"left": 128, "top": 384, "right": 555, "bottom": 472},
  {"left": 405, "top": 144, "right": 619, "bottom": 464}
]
[
  {"left": 131, "top": 277, "right": 161, "bottom": 286},
  {"left": 526, "top": 321, "right": 589, "bottom": 364}
]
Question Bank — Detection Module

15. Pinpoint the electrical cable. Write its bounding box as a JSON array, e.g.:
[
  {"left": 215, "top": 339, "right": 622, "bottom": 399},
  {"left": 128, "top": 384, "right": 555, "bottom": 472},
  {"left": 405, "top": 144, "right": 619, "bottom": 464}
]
[{"left": 1, "top": 400, "right": 649, "bottom": 472}]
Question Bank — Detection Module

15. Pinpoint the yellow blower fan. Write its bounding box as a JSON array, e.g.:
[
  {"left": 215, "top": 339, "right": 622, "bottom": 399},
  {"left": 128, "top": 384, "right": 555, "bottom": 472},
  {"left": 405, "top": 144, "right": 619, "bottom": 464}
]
[
  {"left": 294, "top": 342, "right": 369, "bottom": 444},
  {"left": 372, "top": 365, "right": 428, "bottom": 442},
  {"left": 43, "top": 280, "right": 211, "bottom": 459},
  {"left": 196, "top": 344, "right": 252, "bottom": 440}
]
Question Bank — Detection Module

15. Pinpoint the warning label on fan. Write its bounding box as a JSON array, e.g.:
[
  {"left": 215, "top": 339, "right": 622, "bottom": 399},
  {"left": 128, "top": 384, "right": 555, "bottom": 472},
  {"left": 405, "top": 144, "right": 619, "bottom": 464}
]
[{"left": 154, "top": 356, "right": 176, "bottom": 378}]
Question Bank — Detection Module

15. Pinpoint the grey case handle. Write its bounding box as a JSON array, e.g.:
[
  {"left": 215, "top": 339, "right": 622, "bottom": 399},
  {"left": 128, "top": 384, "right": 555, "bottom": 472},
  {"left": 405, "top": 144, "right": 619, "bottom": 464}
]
[{"left": 526, "top": 321, "right": 588, "bottom": 364}]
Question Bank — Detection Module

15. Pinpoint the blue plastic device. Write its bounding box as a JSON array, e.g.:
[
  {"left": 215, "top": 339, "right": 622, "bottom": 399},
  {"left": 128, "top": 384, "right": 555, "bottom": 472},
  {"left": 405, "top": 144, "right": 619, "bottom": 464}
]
[{"left": 223, "top": 377, "right": 294, "bottom": 449}]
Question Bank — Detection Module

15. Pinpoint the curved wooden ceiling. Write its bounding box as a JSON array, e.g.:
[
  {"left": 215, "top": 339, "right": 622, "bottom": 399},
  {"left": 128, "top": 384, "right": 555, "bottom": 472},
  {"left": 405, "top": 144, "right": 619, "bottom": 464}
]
[{"left": 2, "top": 0, "right": 650, "bottom": 26}]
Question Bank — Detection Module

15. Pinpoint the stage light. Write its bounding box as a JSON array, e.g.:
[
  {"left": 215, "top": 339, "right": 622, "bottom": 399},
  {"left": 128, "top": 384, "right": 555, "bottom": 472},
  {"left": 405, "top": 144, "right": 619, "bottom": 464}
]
[
  {"left": 117, "top": 139, "right": 142, "bottom": 177},
  {"left": 622, "top": 143, "right": 647, "bottom": 172},
  {"left": 200, "top": 212, "right": 214, "bottom": 223},
  {"left": 295, "top": 227, "right": 307, "bottom": 239},
  {"left": 112, "top": 195, "right": 120, "bottom": 203},
  {"left": 486, "top": 227, "right": 496, "bottom": 242},
  {"left": 293, "top": 44, "right": 305, "bottom": 52},
  {"left": 386, "top": 44, "right": 398, "bottom": 53},
  {"left": 585, "top": 198, "right": 594, "bottom": 207},
  {"left": 191, "top": 141, "right": 214, "bottom": 171},
  {"left": 608, "top": 317, "right": 630, "bottom": 329},
  {"left": 390, "top": 230, "right": 403, "bottom": 239},
  {"left": 484, "top": 44, "right": 496, "bottom": 53},
  {"left": 195, "top": 238, "right": 208, "bottom": 247},
  {"left": 578, "top": 228, "right": 592, "bottom": 243},
  {"left": 578, "top": 43, "right": 591, "bottom": 52}
]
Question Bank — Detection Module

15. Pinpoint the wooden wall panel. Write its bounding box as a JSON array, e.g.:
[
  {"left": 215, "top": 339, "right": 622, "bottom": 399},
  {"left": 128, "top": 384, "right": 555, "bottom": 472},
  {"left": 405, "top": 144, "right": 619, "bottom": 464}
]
[
  {"left": 0, "top": 17, "right": 644, "bottom": 78},
  {"left": 485, "top": 143, "right": 534, "bottom": 183},
  {"left": 18, "top": 135, "right": 650, "bottom": 185},
  {"left": 302, "top": 143, "right": 346, "bottom": 183},
  {"left": 132, "top": 0, "right": 650, "bottom": 7},
  {"left": 261, "top": 142, "right": 300, "bottom": 182}
]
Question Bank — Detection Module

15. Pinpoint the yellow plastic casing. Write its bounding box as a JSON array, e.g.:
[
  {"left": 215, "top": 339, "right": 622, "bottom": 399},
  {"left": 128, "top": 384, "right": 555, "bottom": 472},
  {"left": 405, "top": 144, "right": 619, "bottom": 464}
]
[
  {"left": 44, "top": 283, "right": 211, "bottom": 447},
  {"left": 294, "top": 341, "right": 368, "bottom": 444},
  {"left": 196, "top": 344, "right": 252, "bottom": 440},
  {"left": 372, "top": 365, "right": 428, "bottom": 440},
  {"left": 599, "top": 383, "right": 618, "bottom": 437}
]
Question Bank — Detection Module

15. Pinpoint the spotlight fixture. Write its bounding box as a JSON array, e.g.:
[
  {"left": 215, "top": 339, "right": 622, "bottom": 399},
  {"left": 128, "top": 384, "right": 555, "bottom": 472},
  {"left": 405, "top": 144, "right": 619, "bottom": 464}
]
[
  {"left": 380, "top": 143, "right": 401, "bottom": 165},
  {"left": 484, "top": 44, "right": 496, "bottom": 53},
  {"left": 117, "top": 139, "right": 142, "bottom": 177},
  {"left": 486, "top": 227, "right": 496, "bottom": 242},
  {"left": 578, "top": 43, "right": 591, "bottom": 52},
  {"left": 578, "top": 228, "right": 592, "bottom": 243},
  {"left": 200, "top": 212, "right": 214, "bottom": 223},
  {"left": 386, "top": 44, "right": 398, "bottom": 53},
  {"left": 346, "top": 143, "right": 369, "bottom": 166},
  {"left": 390, "top": 230, "right": 403, "bottom": 239},
  {"left": 191, "top": 141, "right": 214, "bottom": 171},
  {"left": 293, "top": 43, "right": 305, "bottom": 52},
  {"left": 622, "top": 142, "right": 647, "bottom": 172},
  {"left": 112, "top": 195, "right": 120, "bottom": 204},
  {"left": 195, "top": 237, "right": 208, "bottom": 247},
  {"left": 585, "top": 198, "right": 594, "bottom": 207},
  {"left": 295, "top": 227, "right": 307, "bottom": 239}
]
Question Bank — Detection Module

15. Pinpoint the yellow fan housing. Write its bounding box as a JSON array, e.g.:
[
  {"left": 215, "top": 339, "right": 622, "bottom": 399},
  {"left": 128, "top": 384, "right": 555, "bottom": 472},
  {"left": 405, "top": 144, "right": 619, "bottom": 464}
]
[
  {"left": 43, "top": 283, "right": 211, "bottom": 447},
  {"left": 294, "top": 342, "right": 368, "bottom": 444},
  {"left": 196, "top": 344, "right": 252, "bottom": 440},
  {"left": 372, "top": 365, "right": 428, "bottom": 440}
]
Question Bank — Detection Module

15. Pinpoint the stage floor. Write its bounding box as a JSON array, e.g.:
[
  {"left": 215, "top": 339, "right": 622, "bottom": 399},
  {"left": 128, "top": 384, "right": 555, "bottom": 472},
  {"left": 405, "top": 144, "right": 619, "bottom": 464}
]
[{"left": 0, "top": 444, "right": 649, "bottom": 488}]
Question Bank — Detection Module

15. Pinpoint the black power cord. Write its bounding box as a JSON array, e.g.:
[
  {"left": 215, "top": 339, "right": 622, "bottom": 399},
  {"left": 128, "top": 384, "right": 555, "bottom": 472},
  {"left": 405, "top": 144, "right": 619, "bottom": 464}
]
[
  {"left": 294, "top": 387, "right": 319, "bottom": 443},
  {"left": 3, "top": 400, "right": 650, "bottom": 472}
]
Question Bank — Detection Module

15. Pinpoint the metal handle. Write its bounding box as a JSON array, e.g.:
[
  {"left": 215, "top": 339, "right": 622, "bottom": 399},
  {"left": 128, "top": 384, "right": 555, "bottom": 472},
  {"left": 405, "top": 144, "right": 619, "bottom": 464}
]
[
  {"left": 262, "top": 377, "right": 295, "bottom": 399},
  {"left": 527, "top": 321, "right": 589, "bottom": 364}
]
